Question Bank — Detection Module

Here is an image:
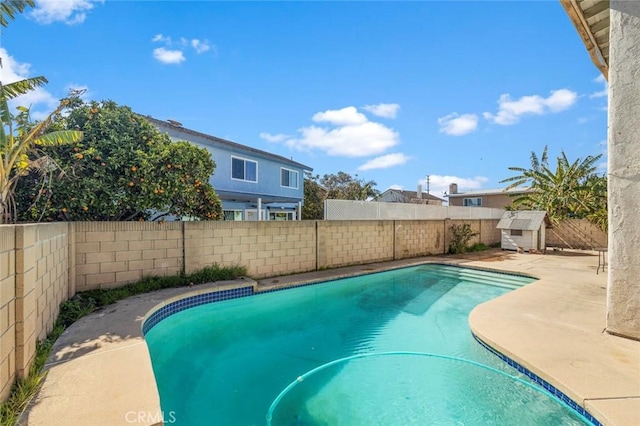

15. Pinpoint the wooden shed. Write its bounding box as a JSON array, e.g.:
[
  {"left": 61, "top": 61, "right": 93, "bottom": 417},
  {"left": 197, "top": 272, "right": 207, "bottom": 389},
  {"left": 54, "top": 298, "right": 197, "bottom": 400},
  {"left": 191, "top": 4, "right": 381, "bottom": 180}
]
[{"left": 497, "top": 211, "right": 549, "bottom": 252}]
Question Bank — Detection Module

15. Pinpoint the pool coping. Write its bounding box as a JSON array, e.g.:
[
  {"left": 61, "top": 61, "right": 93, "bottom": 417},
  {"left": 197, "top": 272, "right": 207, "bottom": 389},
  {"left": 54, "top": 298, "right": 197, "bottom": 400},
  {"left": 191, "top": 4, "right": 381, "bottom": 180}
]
[{"left": 22, "top": 250, "right": 640, "bottom": 425}]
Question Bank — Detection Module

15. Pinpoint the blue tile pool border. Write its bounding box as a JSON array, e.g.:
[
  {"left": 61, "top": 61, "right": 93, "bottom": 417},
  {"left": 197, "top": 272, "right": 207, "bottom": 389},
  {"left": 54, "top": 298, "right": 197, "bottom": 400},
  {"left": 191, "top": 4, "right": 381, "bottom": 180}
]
[
  {"left": 142, "top": 262, "right": 537, "bottom": 335},
  {"left": 473, "top": 334, "right": 602, "bottom": 426},
  {"left": 142, "top": 286, "right": 254, "bottom": 335}
]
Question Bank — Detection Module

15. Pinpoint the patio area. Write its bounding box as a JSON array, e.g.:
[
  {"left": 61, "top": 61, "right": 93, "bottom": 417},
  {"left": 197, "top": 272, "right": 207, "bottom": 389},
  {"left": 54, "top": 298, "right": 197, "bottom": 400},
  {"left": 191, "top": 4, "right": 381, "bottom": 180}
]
[{"left": 22, "top": 249, "right": 640, "bottom": 425}]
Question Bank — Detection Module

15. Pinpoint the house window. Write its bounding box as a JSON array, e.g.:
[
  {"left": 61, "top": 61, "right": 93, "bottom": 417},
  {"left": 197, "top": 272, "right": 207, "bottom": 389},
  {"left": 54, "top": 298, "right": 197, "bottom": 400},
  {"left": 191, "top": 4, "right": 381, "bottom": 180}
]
[
  {"left": 223, "top": 210, "right": 243, "bottom": 221},
  {"left": 231, "top": 157, "right": 257, "bottom": 182},
  {"left": 511, "top": 229, "right": 523, "bottom": 236},
  {"left": 281, "top": 168, "right": 298, "bottom": 189},
  {"left": 269, "top": 211, "right": 294, "bottom": 221},
  {"left": 463, "top": 197, "right": 482, "bottom": 207}
]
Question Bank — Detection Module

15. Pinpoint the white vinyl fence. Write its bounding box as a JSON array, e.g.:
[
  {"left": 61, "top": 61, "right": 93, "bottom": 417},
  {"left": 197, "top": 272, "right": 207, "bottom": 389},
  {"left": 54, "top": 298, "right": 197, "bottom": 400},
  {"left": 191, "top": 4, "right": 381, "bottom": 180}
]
[{"left": 324, "top": 200, "right": 505, "bottom": 220}]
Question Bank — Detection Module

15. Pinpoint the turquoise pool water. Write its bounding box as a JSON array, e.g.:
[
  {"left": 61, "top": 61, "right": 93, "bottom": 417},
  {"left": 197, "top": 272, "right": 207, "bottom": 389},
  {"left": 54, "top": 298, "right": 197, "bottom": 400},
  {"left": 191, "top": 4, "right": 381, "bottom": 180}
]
[{"left": 144, "top": 264, "right": 589, "bottom": 425}]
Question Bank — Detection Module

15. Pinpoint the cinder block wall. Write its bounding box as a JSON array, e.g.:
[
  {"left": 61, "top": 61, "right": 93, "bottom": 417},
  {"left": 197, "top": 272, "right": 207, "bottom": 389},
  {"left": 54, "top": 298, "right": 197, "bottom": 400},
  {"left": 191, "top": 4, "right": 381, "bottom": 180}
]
[
  {"left": 184, "top": 221, "right": 316, "bottom": 278},
  {"left": 0, "top": 226, "right": 16, "bottom": 400},
  {"left": 14, "top": 224, "right": 69, "bottom": 380},
  {"left": 74, "top": 222, "right": 184, "bottom": 291},
  {"left": 480, "top": 219, "right": 501, "bottom": 246},
  {"left": 545, "top": 219, "right": 608, "bottom": 249},
  {"left": 394, "top": 220, "right": 445, "bottom": 259},
  {"left": 317, "top": 220, "right": 394, "bottom": 269}
]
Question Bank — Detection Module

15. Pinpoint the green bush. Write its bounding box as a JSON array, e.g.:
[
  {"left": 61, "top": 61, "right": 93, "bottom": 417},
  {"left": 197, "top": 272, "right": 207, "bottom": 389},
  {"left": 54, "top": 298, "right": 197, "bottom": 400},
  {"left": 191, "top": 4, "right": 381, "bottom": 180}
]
[{"left": 448, "top": 224, "right": 480, "bottom": 254}]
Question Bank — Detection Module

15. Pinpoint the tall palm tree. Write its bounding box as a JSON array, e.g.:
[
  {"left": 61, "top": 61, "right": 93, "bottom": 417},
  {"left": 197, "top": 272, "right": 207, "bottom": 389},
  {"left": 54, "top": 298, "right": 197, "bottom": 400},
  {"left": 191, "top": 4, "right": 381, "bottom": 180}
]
[{"left": 500, "top": 146, "right": 603, "bottom": 224}]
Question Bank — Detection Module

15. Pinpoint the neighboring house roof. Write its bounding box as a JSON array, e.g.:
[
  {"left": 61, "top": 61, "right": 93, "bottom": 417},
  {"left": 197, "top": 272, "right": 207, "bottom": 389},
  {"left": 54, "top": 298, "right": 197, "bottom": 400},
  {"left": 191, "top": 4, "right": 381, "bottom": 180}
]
[
  {"left": 144, "top": 116, "right": 313, "bottom": 171},
  {"left": 560, "top": 0, "right": 610, "bottom": 80},
  {"left": 447, "top": 187, "right": 532, "bottom": 198},
  {"left": 377, "top": 189, "right": 444, "bottom": 203},
  {"left": 497, "top": 210, "right": 549, "bottom": 230}
]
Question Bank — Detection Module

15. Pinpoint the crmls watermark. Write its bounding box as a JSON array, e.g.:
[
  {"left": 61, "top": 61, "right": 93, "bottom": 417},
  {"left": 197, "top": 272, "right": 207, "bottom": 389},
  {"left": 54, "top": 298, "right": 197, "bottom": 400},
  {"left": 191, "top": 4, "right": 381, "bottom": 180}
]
[{"left": 125, "top": 411, "right": 177, "bottom": 424}]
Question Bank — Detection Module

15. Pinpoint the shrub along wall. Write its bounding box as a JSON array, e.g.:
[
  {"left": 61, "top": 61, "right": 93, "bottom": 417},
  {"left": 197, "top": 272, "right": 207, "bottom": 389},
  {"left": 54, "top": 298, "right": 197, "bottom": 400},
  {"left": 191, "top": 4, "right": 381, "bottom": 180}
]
[{"left": 0, "top": 218, "right": 501, "bottom": 402}]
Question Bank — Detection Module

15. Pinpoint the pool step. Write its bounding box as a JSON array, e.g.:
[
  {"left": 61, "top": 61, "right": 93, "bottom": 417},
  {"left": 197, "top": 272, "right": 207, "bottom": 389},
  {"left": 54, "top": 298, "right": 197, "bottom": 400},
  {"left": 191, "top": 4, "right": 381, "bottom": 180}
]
[
  {"left": 417, "top": 265, "right": 533, "bottom": 290},
  {"left": 402, "top": 278, "right": 457, "bottom": 316}
]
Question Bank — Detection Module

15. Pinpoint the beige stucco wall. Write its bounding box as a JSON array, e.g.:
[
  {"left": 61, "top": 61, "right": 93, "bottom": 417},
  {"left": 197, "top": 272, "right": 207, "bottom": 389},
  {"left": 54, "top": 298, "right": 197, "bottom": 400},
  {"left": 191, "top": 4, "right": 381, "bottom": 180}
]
[
  {"left": 607, "top": 1, "right": 640, "bottom": 340},
  {"left": 0, "top": 226, "right": 16, "bottom": 400}
]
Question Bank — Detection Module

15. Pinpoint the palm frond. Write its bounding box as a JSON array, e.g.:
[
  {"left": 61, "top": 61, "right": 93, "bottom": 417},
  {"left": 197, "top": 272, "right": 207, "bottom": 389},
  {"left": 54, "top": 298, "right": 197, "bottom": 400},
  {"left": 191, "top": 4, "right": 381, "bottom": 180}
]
[
  {"left": 0, "top": 0, "right": 34, "bottom": 28},
  {"left": 2, "top": 77, "right": 48, "bottom": 100},
  {"left": 35, "top": 130, "right": 82, "bottom": 146}
]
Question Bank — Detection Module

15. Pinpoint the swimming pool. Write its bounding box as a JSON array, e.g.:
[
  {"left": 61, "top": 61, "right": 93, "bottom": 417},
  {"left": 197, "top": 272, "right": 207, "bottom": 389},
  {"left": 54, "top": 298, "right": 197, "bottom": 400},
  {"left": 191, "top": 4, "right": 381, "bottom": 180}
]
[{"left": 143, "top": 264, "right": 591, "bottom": 425}]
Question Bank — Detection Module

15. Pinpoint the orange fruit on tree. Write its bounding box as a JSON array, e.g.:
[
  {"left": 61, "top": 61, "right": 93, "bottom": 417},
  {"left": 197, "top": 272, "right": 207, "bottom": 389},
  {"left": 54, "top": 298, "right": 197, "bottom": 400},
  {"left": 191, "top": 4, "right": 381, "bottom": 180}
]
[{"left": 131, "top": 166, "right": 137, "bottom": 172}]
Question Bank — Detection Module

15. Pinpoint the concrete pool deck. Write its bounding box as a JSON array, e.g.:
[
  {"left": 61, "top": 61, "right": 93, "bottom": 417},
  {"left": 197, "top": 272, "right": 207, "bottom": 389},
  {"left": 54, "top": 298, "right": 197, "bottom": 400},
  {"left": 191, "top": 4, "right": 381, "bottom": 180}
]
[{"left": 22, "top": 249, "right": 639, "bottom": 425}]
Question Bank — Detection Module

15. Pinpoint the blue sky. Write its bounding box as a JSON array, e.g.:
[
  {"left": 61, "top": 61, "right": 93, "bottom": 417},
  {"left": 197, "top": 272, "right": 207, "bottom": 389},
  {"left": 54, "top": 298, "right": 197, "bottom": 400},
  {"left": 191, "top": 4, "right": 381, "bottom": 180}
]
[{"left": 1, "top": 0, "right": 607, "bottom": 200}]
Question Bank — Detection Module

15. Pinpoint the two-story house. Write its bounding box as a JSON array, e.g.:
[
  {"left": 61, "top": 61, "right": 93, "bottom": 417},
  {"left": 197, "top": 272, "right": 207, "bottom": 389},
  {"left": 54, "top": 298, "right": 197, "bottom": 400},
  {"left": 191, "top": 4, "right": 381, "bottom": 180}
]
[
  {"left": 446, "top": 183, "right": 532, "bottom": 209},
  {"left": 146, "top": 117, "right": 312, "bottom": 221}
]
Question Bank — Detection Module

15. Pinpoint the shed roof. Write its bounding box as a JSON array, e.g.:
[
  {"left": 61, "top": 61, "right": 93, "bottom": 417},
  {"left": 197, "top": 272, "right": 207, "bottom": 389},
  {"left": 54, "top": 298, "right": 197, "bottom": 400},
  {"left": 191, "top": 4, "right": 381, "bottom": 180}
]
[{"left": 496, "top": 210, "right": 549, "bottom": 231}]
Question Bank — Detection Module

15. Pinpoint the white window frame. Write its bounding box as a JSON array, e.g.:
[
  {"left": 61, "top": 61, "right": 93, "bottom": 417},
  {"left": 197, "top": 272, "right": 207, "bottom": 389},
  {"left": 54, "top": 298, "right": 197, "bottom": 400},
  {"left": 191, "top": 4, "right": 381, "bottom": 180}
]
[
  {"left": 280, "top": 167, "right": 299, "bottom": 189},
  {"left": 223, "top": 210, "right": 243, "bottom": 221},
  {"left": 231, "top": 156, "right": 258, "bottom": 183},
  {"left": 463, "top": 197, "right": 482, "bottom": 207},
  {"left": 244, "top": 209, "right": 259, "bottom": 221},
  {"left": 269, "top": 211, "right": 295, "bottom": 221}
]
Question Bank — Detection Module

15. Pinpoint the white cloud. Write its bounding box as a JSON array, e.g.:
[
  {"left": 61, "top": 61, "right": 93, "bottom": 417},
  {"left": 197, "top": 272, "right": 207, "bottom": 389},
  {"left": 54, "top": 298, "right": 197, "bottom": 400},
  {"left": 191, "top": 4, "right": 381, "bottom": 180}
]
[
  {"left": 291, "top": 121, "right": 399, "bottom": 157},
  {"left": 153, "top": 48, "right": 185, "bottom": 65},
  {"left": 30, "top": 0, "right": 101, "bottom": 25},
  {"left": 358, "top": 153, "right": 409, "bottom": 171},
  {"left": 191, "top": 39, "right": 211, "bottom": 54},
  {"left": 267, "top": 106, "right": 400, "bottom": 157},
  {"left": 388, "top": 184, "right": 403, "bottom": 190},
  {"left": 589, "top": 74, "right": 608, "bottom": 100},
  {"left": 437, "top": 113, "right": 478, "bottom": 136},
  {"left": 312, "top": 106, "right": 368, "bottom": 126},
  {"left": 419, "top": 175, "right": 489, "bottom": 199},
  {"left": 0, "top": 48, "right": 57, "bottom": 119},
  {"left": 259, "top": 132, "right": 290, "bottom": 143},
  {"left": 363, "top": 103, "right": 400, "bottom": 119},
  {"left": 152, "top": 34, "right": 171, "bottom": 43},
  {"left": 483, "top": 89, "right": 577, "bottom": 125},
  {"left": 151, "top": 34, "right": 215, "bottom": 64}
]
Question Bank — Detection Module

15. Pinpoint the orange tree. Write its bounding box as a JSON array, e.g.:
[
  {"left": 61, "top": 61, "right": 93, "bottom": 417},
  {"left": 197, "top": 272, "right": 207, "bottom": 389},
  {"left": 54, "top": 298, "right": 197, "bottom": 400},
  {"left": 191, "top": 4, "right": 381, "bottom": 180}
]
[{"left": 15, "top": 99, "right": 222, "bottom": 221}]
